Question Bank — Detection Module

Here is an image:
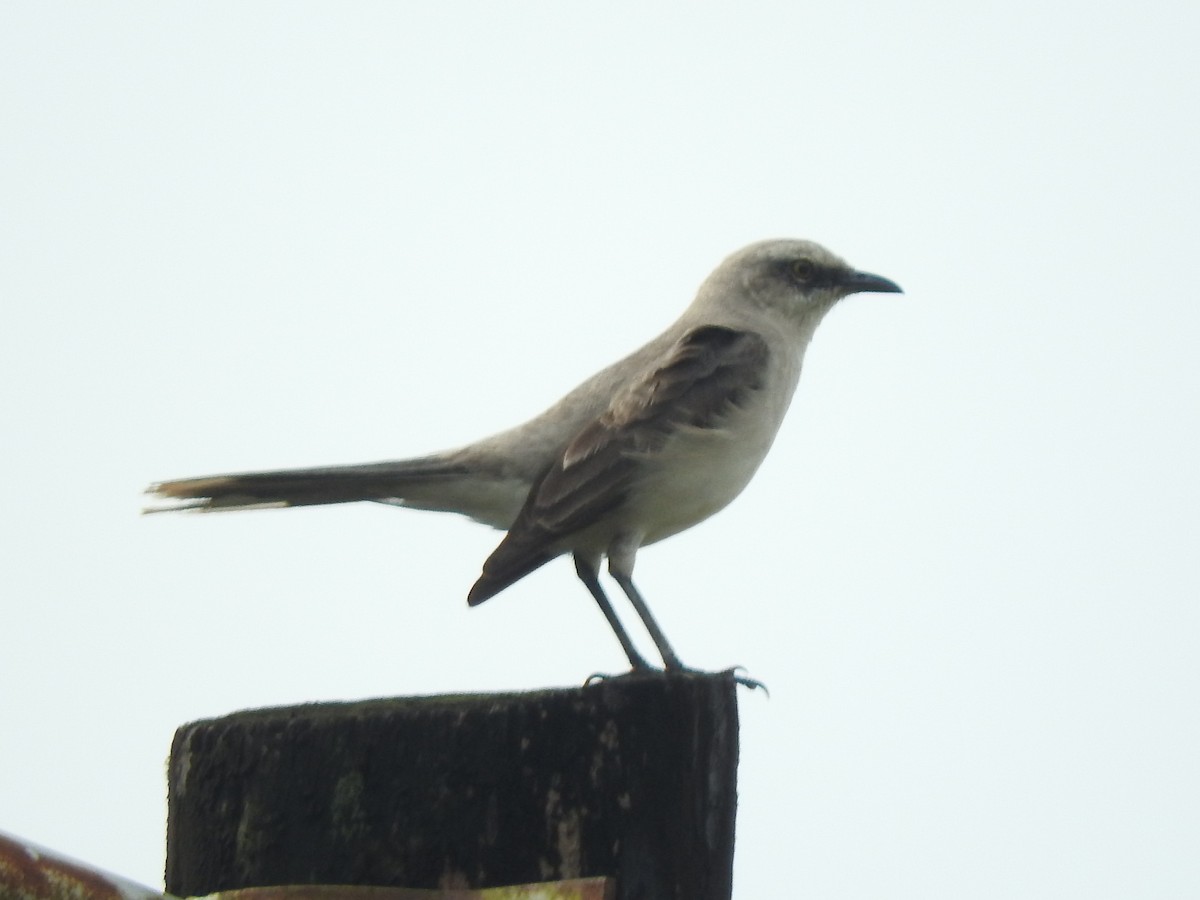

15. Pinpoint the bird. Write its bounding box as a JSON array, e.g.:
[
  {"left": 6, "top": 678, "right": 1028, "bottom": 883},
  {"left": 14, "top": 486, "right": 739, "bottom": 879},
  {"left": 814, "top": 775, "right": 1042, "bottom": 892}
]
[{"left": 146, "top": 239, "right": 901, "bottom": 671}]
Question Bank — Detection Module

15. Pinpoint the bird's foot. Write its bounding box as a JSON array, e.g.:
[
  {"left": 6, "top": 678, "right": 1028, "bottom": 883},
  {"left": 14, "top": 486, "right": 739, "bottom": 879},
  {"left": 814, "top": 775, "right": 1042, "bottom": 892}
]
[
  {"left": 583, "top": 664, "right": 767, "bottom": 695},
  {"left": 656, "top": 662, "right": 769, "bottom": 694},
  {"left": 583, "top": 663, "right": 662, "bottom": 686},
  {"left": 721, "top": 666, "right": 769, "bottom": 695},
  {"left": 661, "top": 664, "right": 768, "bottom": 694}
]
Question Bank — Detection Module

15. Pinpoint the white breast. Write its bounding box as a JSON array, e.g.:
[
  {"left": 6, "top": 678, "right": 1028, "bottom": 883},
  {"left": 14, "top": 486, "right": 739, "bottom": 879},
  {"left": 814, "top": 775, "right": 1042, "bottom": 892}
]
[{"left": 626, "top": 346, "right": 802, "bottom": 546}]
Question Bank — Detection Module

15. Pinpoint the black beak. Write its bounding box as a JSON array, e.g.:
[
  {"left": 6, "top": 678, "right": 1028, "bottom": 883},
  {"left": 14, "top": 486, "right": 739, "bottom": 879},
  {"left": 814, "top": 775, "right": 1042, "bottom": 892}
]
[{"left": 842, "top": 269, "right": 903, "bottom": 295}]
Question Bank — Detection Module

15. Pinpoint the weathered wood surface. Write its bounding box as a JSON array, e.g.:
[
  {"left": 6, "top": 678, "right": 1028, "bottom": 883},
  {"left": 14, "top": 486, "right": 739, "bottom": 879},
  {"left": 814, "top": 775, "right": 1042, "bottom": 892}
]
[{"left": 166, "top": 672, "right": 738, "bottom": 900}]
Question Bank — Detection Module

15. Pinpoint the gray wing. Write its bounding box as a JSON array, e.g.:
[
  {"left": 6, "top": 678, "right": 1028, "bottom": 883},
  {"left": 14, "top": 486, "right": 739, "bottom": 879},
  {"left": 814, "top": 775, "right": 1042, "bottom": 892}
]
[{"left": 468, "top": 325, "right": 770, "bottom": 603}]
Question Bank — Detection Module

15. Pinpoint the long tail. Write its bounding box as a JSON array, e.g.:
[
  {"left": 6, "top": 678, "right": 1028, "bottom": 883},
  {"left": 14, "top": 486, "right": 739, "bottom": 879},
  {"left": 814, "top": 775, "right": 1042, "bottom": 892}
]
[{"left": 144, "top": 457, "right": 471, "bottom": 513}]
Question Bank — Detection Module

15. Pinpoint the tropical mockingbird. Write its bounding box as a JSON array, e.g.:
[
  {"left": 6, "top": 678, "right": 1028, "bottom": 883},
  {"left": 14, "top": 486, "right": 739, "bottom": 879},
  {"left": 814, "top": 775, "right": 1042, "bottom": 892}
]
[{"left": 147, "top": 239, "right": 901, "bottom": 670}]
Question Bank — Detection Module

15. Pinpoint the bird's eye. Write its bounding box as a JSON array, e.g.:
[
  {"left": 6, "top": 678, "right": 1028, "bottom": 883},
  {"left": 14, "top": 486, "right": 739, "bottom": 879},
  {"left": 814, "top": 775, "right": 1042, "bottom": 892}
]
[{"left": 791, "top": 258, "right": 816, "bottom": 282}]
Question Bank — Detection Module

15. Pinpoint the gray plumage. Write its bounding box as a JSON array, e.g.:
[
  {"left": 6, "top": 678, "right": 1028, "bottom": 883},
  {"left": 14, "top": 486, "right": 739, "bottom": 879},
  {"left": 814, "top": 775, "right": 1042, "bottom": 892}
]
[{"left": 147, "top": 239, "right": 901, "bottom": 670}]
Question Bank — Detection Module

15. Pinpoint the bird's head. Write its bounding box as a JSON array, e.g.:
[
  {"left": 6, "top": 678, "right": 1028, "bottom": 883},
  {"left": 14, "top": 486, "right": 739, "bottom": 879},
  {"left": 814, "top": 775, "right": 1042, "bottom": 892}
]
[{"left": 700, "top": 239, "right": 902, "bottom": 326}]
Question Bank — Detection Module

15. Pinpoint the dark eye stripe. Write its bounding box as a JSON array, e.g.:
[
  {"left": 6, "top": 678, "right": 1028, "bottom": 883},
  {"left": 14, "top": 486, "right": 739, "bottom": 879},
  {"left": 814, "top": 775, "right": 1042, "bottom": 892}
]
[{"left": 778, "top": 259, "right": 838, "bottom": 288}]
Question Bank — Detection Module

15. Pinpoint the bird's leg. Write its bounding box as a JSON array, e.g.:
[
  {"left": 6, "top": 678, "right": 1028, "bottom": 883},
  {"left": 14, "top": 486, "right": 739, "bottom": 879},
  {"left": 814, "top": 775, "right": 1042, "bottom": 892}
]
[
  {"left": 603, "top": 538, "right": 763, "bottom": 689},
  {"left": 574, "top": 553, "right": 655, "bottom": 671},
  {"left": 609, "top": 571, "right": 687, "bottom": 670},
  {"left": 606, "top": 540, "right": 686, "bottom": 671}
]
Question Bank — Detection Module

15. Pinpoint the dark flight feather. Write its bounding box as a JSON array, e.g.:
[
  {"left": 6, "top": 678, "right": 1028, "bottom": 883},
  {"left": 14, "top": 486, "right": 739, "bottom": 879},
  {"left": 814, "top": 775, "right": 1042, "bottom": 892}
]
[{"left": 468, "top": 325, "right": 769, "bottom": 603}]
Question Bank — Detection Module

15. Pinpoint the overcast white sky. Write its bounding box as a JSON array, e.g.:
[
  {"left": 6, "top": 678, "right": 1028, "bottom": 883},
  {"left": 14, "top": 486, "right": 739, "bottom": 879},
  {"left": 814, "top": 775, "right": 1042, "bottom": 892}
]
[{"left": 3, "top": 3, "right": 1198, "bottom": 898}]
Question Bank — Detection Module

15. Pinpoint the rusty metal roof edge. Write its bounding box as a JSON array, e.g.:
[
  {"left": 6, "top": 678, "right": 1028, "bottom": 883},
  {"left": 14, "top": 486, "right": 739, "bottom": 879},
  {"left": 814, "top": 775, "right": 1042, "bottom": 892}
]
[
  {"left": 0, "top": 832, "right": 613, "bottom": 900},
  {"left": 0, "top": 829, "right": 174, "bottom": 900}
]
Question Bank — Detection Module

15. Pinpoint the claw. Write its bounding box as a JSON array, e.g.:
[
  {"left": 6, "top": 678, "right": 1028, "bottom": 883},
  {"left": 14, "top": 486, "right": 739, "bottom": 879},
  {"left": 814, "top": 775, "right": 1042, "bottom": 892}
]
[
  {"left": 582, "top": 664, "right": 767, "bottom": 695},
  {"left": 583, "top": 666, "right": 661, "bottom": 687},
  {"left": 723, "top": 666, "right": 769, "bottom": 695}
]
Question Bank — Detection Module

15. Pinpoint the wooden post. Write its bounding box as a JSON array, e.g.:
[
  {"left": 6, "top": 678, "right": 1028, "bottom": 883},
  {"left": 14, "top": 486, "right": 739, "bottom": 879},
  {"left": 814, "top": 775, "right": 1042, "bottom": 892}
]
[{"left": 165, "top": 672, "right": 739, "bottom": 900}]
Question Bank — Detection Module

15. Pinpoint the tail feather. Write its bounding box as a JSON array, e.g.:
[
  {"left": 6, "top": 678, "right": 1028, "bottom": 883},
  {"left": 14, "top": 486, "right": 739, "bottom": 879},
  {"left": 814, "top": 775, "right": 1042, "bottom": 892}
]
[{"left": 144, "top": 458, "right": 469, "bottom": 513}]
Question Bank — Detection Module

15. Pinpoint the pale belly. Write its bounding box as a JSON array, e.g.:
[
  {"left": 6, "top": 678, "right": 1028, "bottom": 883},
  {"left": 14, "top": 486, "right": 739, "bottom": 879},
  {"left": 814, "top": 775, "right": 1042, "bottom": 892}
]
[{"left": 621, "top": 408, "right": 783, "bottom": 547}]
